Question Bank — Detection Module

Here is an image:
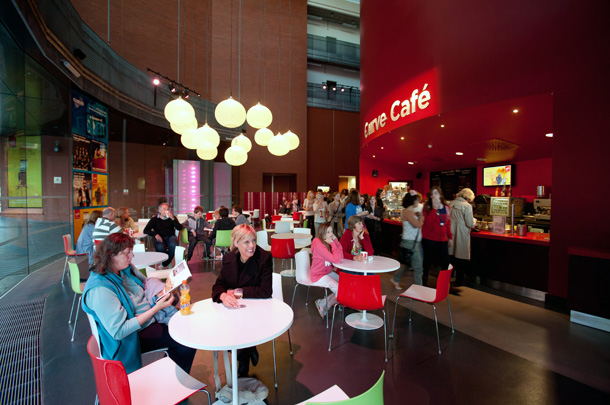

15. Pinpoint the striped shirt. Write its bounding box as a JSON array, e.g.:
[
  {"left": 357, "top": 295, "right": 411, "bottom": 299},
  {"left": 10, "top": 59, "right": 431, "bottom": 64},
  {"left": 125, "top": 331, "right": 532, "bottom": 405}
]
[{"left": 92, "top": 218, "right": 121, "bottom": 241}]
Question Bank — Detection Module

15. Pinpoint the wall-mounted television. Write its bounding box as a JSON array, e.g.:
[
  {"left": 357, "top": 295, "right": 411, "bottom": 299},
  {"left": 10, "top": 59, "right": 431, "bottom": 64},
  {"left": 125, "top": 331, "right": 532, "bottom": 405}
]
[
  {"left": 483, "top": 164, "right": 514, "bottom": 186},
  {"left": 317, "top": 186, "right": 330, "bottom": 193}
]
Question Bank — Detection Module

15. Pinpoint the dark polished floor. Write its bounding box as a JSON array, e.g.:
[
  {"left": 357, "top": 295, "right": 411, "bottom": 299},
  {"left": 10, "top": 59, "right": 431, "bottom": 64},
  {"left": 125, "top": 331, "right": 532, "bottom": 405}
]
[{"left": 4, "top": 247, "right": 610, "bottom": 405}]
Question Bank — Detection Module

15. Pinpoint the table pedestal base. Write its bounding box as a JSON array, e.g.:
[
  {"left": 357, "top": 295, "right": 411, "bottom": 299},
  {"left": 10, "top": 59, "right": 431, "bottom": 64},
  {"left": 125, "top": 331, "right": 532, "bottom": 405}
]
[{"left": 345, "top": 311, "right": 384, "bottom": 330}]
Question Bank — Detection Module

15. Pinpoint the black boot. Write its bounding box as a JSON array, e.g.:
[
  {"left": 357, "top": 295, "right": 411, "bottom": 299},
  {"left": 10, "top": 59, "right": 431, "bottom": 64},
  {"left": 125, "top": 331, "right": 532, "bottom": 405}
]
[{"left": 250, "top": 347, "right": 259, "bottom": 367}]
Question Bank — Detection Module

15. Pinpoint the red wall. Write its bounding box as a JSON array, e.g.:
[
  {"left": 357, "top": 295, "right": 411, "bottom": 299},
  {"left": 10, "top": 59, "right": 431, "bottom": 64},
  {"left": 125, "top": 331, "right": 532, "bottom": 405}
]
[{"left": 360, "top": 0, "right": 610, "bottom": 300}]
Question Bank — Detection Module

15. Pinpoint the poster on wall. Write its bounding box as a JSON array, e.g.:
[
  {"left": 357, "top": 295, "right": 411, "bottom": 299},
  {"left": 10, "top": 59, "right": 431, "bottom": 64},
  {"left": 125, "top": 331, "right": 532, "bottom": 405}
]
[
  {"left": 73, "top": 208, "right": 100, "bottom": 245},
  {"left": 73, "top": 172, "right": 92, "bottom": 207},
  {"left": 6, "top": 135, "right": 43, "bottom": 208},
  {"left": 71, "top": 90, "right": 108, "bottom": 142},
  {"left": 73, "top": 134, "right": 91, "bottom": 171},
  {"left": 91, "top": 139, "right": 107, "bottom": 173},
  {"left": 91, "top": 174, "right": 108, "bottom": 206}
]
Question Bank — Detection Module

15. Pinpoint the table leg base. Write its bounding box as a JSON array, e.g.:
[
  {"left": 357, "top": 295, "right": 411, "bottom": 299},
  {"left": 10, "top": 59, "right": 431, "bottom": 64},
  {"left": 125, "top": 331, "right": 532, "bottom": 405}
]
[
  {"left": 280, "top": 269, "right": 296, "bottom": 277},
  {"left": 345, "top": 312, "right": 384, "bottom": 330}
]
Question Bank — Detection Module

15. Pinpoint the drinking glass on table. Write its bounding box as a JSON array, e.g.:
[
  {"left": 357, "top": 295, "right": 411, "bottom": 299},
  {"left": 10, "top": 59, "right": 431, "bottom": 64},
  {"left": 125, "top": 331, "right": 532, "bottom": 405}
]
[{"left": 234, "top": 288, "right": 243, "bottom": 307}]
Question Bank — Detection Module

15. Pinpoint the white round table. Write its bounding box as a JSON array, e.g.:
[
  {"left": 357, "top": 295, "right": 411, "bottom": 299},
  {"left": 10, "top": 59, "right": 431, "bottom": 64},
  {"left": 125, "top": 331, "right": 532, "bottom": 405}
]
[
  {"left": 132, "top": 251, "right": 168, "bottom": 268},
  {"left": 169, "top": 298, "right": 293, "bottom": 405},
  {"left": 132, "top": 232, "right": 147, "bottom": 239},
  {"left": 270, "top": 233, "right": 312, "bottom": 277},
  {"left": 334, "top": 256, "right": 400, "bottom": 330}
]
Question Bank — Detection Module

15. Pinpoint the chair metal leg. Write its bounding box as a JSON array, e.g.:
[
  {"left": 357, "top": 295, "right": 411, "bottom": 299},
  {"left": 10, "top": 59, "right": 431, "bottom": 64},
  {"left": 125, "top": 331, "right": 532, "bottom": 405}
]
[
  {"left": 390, "top": 296, "right": 402, "bottom": 339},
  {"left": 328, "top": 305, "right": 338, "bottom": 351},
  {"left": 433, "top": 304, "right": 441, "bottom": 354},
  {"left": 69, "top": 293, "right": 77, "bottom": 324},
  {"left": 272, "top": 339, "right": 278, "bottom": 388},
  {"left": 409, "top": 299, "right": 413, "bottom": 322},
  {"left": 62, "top": 256, "right": 69, "bottom": 283},
  {"left": 324, "top": 289, "right": 329, "bottom": 328},
  {"left": 71, "top": 296, "right": 81, "bottom": 342},
  {"left": 305, "top": 286, "right": 310, "bottom": 305},
  {"left": 199, "top": 388, "right": 211, "bottom": 405},
  {"left": 340, "top": 304, "right": 345, "bottom": 329},
  {"left": 288, "top": 329, "right": 293, "bottom": 355},
  {"left": 382, "top": 309, "right": 387, "bottom": 362},
  {"left": 291, "top": 284, "right": 299, "bottom": 308},
  {"left": 447, "top": 296, "right": 455, "bottom": 333}
]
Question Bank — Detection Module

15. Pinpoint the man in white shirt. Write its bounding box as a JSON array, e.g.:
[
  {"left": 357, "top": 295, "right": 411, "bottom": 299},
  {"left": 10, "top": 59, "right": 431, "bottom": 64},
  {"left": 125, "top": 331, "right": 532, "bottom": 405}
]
[{"left": 92, "top": 207, "right": 121, "bottom": 241}]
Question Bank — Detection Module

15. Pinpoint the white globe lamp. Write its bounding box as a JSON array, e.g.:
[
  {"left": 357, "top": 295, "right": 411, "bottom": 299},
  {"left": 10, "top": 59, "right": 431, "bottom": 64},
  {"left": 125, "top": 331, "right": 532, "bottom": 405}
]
[
  {"left": 164, "top": 97, "right": 195, "bottom": 125},
  {"left": 215, "top": 96, "right": 246, "bottom": 128},
  {"left": 198, "top": 122, "right": 220, "bottom": 147},
  {"left": 170, "top": 117, "right": 197, "bottom": 135},
  {"left": 225, "top": 145, "right": 248, "bottom": 166},
  {"left": 246, "top": 102, "right": 273, "bottom": 129},
  {"left": 231, "top": 134, "right": 252, "bottom": 153},
  {"left": 283, "top": 129, "right": 300, "bottom": 150},
  {"left": 181, "top": 128, "right": 199, "bottom": 149},
  {"left": 254, "top": 127, "right": 274, "bottom": 146},
  {"left": 267, "top": 132, "right": 290, "bottom": 156},
  {"left": 197, "top": 145, "right": 218, "bottom": 160}
]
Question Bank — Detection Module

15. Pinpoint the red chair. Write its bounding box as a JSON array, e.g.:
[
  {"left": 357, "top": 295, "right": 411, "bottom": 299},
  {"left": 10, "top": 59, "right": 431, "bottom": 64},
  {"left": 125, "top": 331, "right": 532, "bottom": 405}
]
[
  {"left": 390, "top": 266, "right": 454, "bottom": 354},
  {"left": 292, "top": 211, "right": 302, "bottom": 226},
  {"left": 270, "top": 238, "right": 296, "bottom": 274},
  {"left": 328, "top": 272, "right": 388, "bottom": 362},
  {"left": 205, "top": 212, "right": 214, "bottom": 221},
  {"left": 86, "top": 336, "right": 210, "bottom": 405},
  {"left": 62, "top": 234, "right": 88, "bottom": 284},
  {"left": 271, "top": 215, "right": 282, "bottom": 223}
]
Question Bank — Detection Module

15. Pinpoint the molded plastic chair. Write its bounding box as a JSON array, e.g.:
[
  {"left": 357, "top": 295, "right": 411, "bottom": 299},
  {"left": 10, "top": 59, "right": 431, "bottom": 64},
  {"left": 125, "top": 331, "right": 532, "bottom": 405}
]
[
  {"left": 390, "top": 266, "right": 454, "bottom": 354},
  {"left": 291, "top": 250, "right": 330, "bottom": 328},
  {"left": 271, "top": 238, "right": 296, "bottom": 273},
  {"left": 303, "top": 219, "right": 309, "bottom": 229},
  {"left": 174, "top": 246, "right": 185, "bottom": 264},
  {"left": 62, "top": 234, "right": 88, "bottom": 283},
  {"left": 274, "top": 221, "right": 292, "bottom": 234},
  {"left": 213, "top": 230, "right": 232, "bottom": 260},
  {"left": 292, "top": 211, "right": 302, "bottom": 223},
  {"left": 180, "top": 228, "right": 205, "bottom": 259},
  {"left": 205, "top": 212, "right": 214, "bottom": 221},
  {"left": 86, "top": 336, "right": 211, "bottom": 405},
  {"left": 297, "top": 385, "right": 349, "bottom": 405},
  {"left": 133, "top": 243, "right": 146, "bottom": 253},
  {"left": 329, "top": 272, "right": 388, "bottom": 362},
  {"left": 256, "top": 230, "right": 271, "bottom": 251},
  {"left": 293, "top": 228, "right": 312, "bottom": 250},
  {"left": 252, "top": 209, "right": 260, "bottom": 225},
  {"left": 305, "top": 371, "right": 384, "bottom": 405},
  {"left": 68, "top": 260, "right": 86, "bottom": 342},
  {"left": 271, "top": 273, "right": 293, "bottom": 388},
  {"left": 263, "top": 217, "right": 274, "bottom": 233}
]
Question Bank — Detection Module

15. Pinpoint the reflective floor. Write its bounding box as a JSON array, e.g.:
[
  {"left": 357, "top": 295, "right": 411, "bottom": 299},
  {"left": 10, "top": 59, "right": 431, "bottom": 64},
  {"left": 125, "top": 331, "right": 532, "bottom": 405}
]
[{"left": 3, "top": 248, "right": 610, "bottom": 404}]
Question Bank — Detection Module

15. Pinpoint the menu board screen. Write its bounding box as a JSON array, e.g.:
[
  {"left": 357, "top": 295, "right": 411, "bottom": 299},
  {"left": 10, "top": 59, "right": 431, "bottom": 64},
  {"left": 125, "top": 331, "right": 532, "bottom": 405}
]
[{"left": 483, "top": 164, "right": 513, "bottom": 186}]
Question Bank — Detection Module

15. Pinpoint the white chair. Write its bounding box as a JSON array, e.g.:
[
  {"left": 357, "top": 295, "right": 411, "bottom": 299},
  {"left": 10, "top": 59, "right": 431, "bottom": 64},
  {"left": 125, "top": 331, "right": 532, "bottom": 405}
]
[
  {"left": 293, "top": 228, "right": 312, "bottom": 250},
  {"left": 133, "top": 243, "right": 146, "bottom": 253},
  {"left": 252, "top": 209, "right": 260, "bottom": 225},
  {"left": 174, "top": 246, "right": 185, "bottom": 264},
  {"left": 137, "top": 219, "right": 150, "bottom": 234},
  {"left": 291, "top": 250, "right": 330, "bottom": 328},
  {"left": 274, "top": 221, "right": 292, "bottom": 234},
  {"left": 296, "top": 385, "right": 349, "bottom": 404},
  {"left": 271, "top": 273, "right": 293, "bottom": 388},
  {"left": 256, "top": 230, "right": 271, "bottom": 251}
]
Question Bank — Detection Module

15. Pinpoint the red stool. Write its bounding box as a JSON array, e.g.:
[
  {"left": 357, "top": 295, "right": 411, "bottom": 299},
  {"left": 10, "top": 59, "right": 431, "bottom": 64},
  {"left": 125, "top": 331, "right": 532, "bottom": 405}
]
[{"left": 270, "top": 238, "right": 296, "bottom": 277}]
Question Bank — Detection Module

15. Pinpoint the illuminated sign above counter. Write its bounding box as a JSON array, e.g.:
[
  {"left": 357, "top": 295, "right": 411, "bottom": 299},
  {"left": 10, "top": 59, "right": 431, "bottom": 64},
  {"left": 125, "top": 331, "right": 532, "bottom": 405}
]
[{"left": 361, "top": 69, "right": 439, "bottom": 146}]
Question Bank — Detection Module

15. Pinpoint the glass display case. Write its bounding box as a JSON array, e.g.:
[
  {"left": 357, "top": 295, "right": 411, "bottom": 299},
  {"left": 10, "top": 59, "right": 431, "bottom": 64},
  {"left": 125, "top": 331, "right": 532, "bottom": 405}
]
[{"left": 381, "top": 187, "right": 407, "bottom": 220}]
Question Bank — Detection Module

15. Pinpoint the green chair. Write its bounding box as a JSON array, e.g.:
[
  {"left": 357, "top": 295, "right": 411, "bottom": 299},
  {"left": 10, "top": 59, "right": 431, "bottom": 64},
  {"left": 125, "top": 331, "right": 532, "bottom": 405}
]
[
  {"left": 306, "top": 371, "right": 384, "bottom": 405},
  {"left": 303, "top": 219, "right": 309, "bottom": 229},
  {"left": 68, "top": 260, "right": 86, "bottom": 342},
  {"left": 179, "top": 227, "right": 189, "bottom": 245},
  {"left": 213, "top": 230, "right": 232, "bottom": 260}
]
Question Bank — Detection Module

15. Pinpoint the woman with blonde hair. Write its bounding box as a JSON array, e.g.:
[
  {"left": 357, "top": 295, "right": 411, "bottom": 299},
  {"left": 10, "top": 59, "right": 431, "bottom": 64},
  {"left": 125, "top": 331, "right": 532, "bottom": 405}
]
[
  {"left": 449, "top": 187, "right": 477, "bottom": 285},
  {"left": 211, "top": 224, "right": 272, "bottom": 377},
  {"left": 303, "top": 190, "right": 316, "bottom": 232},
  {"left": 116, "top": 207, "right": 138, "bottom": 231}
]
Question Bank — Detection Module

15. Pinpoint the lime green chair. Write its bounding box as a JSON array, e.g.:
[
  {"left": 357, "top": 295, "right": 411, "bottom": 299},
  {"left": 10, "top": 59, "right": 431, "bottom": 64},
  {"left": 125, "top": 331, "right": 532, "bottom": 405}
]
[
  {"left": 213, "top": 230, "right": 232, "bottom": 260},
  {"left": 68, "top": 260, "right": 86, "bottom": 342},
  {"left": 179, "top": 227, "right": 189, "bottom": 245},
  {"left": 303, "top": 219, "right": 309, "bottom": 229},
  {"left": 306, "top": 371, "right": 384, "bottom": 405}
]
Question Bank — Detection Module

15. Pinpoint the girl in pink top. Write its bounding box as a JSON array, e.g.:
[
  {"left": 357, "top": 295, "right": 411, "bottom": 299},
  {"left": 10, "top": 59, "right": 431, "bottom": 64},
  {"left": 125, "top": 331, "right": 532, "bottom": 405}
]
[{"left": 310, "top": 223, "right": 344, "bottom": 318}]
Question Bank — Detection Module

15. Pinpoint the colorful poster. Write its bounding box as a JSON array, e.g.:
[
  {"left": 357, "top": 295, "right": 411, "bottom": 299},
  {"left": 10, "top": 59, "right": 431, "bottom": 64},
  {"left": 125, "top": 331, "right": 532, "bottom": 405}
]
[
  {"left": 92, "top": 173, "right": 108, "bottom": 206},
  {"left": 73, "top": 133, "right": 91, "bottom": 171},
  {"left": 71, "top": 90, "right": 108, "bottom": 142},
  {"left": 73, "top": 208, "right": 100, "bottom": 245},
  {"left": 73, "top": 172, "right": 92, "bottom": 207},
  {"left": 91, "top": 139, "right": 107, "bottom": 173},
  {"left": 6, "top": 135, "right": 43, "bottom": 208}
]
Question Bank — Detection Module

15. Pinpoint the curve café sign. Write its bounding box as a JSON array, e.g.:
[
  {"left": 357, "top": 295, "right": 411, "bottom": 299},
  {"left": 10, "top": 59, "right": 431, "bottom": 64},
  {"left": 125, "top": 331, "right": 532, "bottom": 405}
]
[{"left": 362, "top": 70, "right": 439, "bottom": 145}]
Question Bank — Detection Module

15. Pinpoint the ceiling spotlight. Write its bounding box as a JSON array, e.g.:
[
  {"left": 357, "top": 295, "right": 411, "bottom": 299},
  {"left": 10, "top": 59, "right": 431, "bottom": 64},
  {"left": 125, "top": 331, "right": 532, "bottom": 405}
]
[
  {"left": 456, "top": 152, "right": 464, "bottom": 155},
  {"left": 322, "top": 84, "right": 327, "bottom": 90},
  {"left": 373, "top": 155, "right": 376, "bottom": 158},
  {"left": 184, "top": 89, "right": 190, "bottom": 99},
  {"left": 169, "top": 83, "right": 177, "bottom": 93},
  {"left": 400, "top": 137, "right": 405, "bottom": 140},
  {"left": 545, "top": 133, "right": 553, "bottom": 137},
  {"left": 341, "top": 87, "right": 345, "bottom": 92},
  {"left": 513, "top": 109, "right": 519, "bottom": 113},
  {"left": 440, "top": 124, "right": 445, "bottom": 128},
  {"left": 408, "top": 161, "right": 414, "bottom": 165},
  {"left": 153, "top": 77, "right": 160, "bottom": 86},
  {"left": 381, "top": 147, "right": 384, "bottom": 149},
  {"left": 332, "top": 87, "right": 337, "bottom": 92}
]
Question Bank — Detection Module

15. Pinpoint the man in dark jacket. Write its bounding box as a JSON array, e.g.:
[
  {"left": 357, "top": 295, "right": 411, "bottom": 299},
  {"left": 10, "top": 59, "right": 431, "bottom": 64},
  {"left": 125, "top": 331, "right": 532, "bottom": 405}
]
[
  {"left": 182, "top": 206, "right": 212, "bottom": 261},
  {"left": 143, "top": 203, "right": 182, "bottom": 268}
]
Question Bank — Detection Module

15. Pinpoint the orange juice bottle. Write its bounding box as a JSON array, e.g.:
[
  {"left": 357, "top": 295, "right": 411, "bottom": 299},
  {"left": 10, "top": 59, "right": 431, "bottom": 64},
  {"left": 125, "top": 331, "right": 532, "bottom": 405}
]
[{"left": 179, "top": 280, "right": 191, "bottom": 315}]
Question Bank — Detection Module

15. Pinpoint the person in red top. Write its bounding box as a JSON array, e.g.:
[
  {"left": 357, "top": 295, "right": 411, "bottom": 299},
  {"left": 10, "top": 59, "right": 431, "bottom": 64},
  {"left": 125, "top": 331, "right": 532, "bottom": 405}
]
[
  {"left": 421, "top": 186, "right": 453, "bottom": 286},
  {"left": 340, "top": 215, "right": 374, "bottom": 261}
]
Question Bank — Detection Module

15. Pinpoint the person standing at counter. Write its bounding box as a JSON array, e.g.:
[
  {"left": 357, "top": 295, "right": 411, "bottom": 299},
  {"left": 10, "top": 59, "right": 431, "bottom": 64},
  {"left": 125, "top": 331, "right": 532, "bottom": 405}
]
[
  {"left": 391, "top": 191, "right": 424, "bottom": 289},
  {"left": 422, "top": 187, "right": 453, "bottom": 286},
  {"left": 365, "top": 195, "right": 384, "bottom": 254},
  {"left": 341, "top": 215, "right": 374, "bottom": 261},
  {"left": 303, "top": 190, "right": 316, "bottom": 232},
  {"left": 344, "top": 190, "right": 369, "bottom": 229},
  {"left": 449, "top": 188, "right": 477, "bottom": 286}
]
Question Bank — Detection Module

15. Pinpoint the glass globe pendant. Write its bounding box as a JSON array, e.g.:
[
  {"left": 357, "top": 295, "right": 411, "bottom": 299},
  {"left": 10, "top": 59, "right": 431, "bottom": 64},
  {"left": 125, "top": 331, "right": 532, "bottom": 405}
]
[
  {"left": 164, "top": 97, "right": 195, "bottom": 125},
  {"left": 267, "top": 132, "right": 290, "bottom": 156},
  {"left": 254, "top": 127, "right": 274, "bottom": 146},
  {"left": 231, "top": 134, "right": 252, "bottom": 153},
  {"left": 215, "top": 96, "right": 246, "bottom": 128},
  {"left": 170, "top": 117, "right": 197, "bottom": 135},
  {"left": 246, "top": 102, "right": 273, "bottom": 129},
  {"left": 283, "top": 129, "right": 300, "bottom": 150},
  {"left": 225, "top": 145, "right": 248, "bottom": 166}
]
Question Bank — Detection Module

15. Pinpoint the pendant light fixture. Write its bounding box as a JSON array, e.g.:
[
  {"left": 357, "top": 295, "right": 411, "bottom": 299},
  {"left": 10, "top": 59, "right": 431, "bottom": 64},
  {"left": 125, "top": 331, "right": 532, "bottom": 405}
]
[
  {"left": 225, "top": 144, "right": 248, "bottom": 166},
  {"left": 254, "top": 127, "right": 274, "bottom": 146},
  {"left": 170, "top": 117, "right": 198, "bottom": 134},
  {"left": 231, "top": 131, "right": 252, "bottom": 152},
  {"left": 267, "top": 132, "right": 290, "bottom": 156},
  {"left": 215, "top": 0, "right": 247, "bottom": 128},
  {"left": 247, "top": 0, "right": 273, "bottom": 129}
]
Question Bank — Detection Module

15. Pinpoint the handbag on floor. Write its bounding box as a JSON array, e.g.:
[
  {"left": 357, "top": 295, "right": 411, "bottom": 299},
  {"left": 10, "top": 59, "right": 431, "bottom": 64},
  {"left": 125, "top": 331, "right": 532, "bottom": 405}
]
[{"left": 213, "top": 351, "right": 268, "bottom": 405}]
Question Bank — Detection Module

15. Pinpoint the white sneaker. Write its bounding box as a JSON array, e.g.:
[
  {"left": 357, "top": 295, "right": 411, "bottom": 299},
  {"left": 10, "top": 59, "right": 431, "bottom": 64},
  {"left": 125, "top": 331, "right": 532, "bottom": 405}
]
[{"left": 315, "top": 299, "right": 327, "bottom": 319}]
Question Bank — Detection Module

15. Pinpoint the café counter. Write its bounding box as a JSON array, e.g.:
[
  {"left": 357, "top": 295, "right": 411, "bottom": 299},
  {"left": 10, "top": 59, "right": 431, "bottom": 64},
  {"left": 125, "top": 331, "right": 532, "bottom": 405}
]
[{"left": 380, "top": 219, "right": 551, "bottom": 298}]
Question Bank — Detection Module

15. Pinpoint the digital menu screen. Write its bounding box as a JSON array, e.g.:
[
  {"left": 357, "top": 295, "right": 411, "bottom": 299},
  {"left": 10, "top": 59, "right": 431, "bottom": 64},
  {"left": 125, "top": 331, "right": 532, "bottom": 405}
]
[{"left": 483, "top": 164, "right": 513, "bottom": 186}]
